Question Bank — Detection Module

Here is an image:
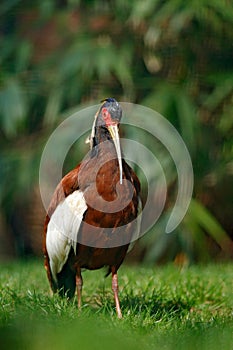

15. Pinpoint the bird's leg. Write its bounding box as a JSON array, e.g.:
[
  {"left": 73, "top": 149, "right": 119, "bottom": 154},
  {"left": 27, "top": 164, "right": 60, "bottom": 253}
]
[
  {"left": 76, "top": 267, "right": 83, "bottom": 309},
  {"left": 111, "top": 270, "right": 122, "bottom": 319}
]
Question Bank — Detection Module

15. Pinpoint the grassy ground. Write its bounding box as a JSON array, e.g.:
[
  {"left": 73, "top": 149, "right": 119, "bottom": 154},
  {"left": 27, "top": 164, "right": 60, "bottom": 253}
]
[{"left": 0, "top": 259, "right": 232, "bottom": 349}]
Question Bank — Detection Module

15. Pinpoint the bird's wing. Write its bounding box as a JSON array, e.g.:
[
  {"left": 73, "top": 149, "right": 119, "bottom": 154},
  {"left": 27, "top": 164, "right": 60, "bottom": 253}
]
[
  {"left": 122, "top": 160, "right": 142, "bottom": 252},
  {"left": 44, "top": 165, "right": 87, "bottom": 282}
]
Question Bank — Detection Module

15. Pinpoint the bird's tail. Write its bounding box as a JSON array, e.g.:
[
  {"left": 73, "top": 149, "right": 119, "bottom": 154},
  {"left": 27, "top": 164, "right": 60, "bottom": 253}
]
[
  {"left": 55, "top": 262, "right": 76, "bottom": 299},
  {"left": 105, "top": 267, "right": 111, "bottom": 277}
]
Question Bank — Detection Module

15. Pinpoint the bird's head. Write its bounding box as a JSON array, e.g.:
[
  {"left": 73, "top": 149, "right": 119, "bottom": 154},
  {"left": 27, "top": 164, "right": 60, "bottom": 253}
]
[
  {"left": 91, "top": 98, "right": 123, "bottom": 184},
  {"left": 98, "top": 97, "right": 122, "bottom": 127}
]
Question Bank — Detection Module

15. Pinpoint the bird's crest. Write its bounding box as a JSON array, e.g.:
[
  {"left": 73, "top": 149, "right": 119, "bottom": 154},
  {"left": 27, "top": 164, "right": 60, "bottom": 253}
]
[{"left": 100, "top": 97, "right": 116, "bottom": 103}]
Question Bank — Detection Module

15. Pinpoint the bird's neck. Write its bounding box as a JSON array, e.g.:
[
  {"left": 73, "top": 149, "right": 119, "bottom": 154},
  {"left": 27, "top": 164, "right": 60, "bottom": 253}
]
[
  {"left": 90, "top": 127, "right": 116, "bottom": 160},
  {"left": 96, "top": 126, "right": 112, "bottom": 143},
  {"left": 92, "top": 126, "right": 111, "bottom": 147}
]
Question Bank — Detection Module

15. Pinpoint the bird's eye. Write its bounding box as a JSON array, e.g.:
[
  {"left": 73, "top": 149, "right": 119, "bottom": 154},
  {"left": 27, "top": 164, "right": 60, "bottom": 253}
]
[
  {"left": 102, "top": 108, "right": 108, "bottom": 120},
  {"left": 102, "top": 108, "right": 113, "bottom": 127}
]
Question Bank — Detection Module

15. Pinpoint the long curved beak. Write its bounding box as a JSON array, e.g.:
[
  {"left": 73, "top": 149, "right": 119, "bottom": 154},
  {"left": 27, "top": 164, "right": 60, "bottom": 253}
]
[{"left": 107, "top": 124, "right": 123, "bottom": 185}]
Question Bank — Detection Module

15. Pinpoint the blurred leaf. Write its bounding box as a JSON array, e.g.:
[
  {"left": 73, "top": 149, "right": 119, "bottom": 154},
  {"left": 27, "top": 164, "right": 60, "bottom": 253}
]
[
  {"left": 143, "top": 85, "right": 197, "bottom": 154},
  {"left": 15, "top": 41, "right": 32, "bottom": 73},
  {"left": 39, "top": 0, "right": 55, "bottom": 19},
  {"left": 44, "top": 88, "right": 63, "bottom": 126},
  {"left": 129, "top": 0, "right": 159, "bottom": 23},
  {"left": 174, "top": 91, "right": 197, "bottom": 155},
  {"left": 0, "top": 0, "right": 20, "bottom": 15},
  {"left": 0, "top": 79, "right": 27, "bottom": 136},
  {"left": 218, "top": 103, "right": 233, "bottom": 134},
  {"left": 188, "top": 199, "right": 233, "bottom": 253},
  {"left": 202, "top": 77, "right": 233, "bottom": 111}
]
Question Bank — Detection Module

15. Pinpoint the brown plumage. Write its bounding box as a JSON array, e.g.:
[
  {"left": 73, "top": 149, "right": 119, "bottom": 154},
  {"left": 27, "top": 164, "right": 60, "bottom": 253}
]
[{"left": 43, "top": 98, "right": 141, "bottom": 318}]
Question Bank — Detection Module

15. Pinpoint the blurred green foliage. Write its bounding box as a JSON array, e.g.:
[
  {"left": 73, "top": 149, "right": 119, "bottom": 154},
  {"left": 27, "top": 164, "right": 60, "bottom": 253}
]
[{"left": 0, "top": 0, "right": 232, "bottom": 262}]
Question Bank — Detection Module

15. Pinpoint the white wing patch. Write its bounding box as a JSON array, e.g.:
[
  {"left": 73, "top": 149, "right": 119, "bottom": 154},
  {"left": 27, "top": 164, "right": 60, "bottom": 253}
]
[{"left": 46, "top": 190, "right": 87, "bottom": 281}]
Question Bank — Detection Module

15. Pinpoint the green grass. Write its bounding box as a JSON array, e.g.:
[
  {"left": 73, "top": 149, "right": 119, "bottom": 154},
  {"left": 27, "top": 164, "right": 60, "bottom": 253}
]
[{"left": 0, "top": 260, "right": 232, "bottom": 349}]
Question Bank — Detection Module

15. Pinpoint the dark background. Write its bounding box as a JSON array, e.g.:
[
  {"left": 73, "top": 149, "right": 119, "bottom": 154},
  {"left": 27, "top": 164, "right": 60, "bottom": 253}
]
[{"left": 0, "top": 0, "right": 232, "bottom": 264}]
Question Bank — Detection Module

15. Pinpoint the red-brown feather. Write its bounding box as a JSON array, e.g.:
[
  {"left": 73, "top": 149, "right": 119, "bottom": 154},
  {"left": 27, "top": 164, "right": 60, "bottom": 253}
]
[{"left": 43, "top": 142, "right": 140, "bottom": 290}]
